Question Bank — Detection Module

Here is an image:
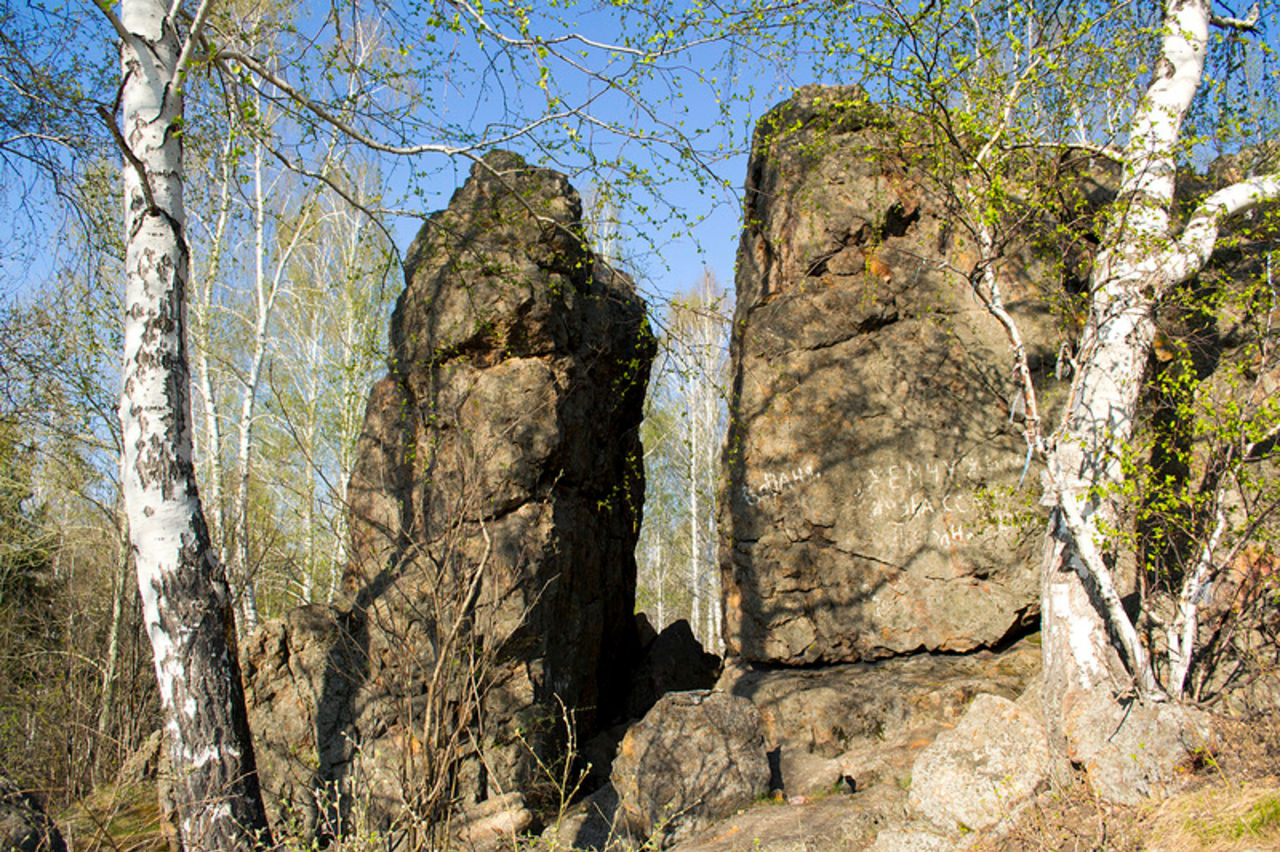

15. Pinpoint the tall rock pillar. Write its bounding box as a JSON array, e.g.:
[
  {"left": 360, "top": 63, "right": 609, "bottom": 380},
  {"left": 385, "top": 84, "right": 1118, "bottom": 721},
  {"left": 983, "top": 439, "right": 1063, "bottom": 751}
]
[{"left": 720, "top": 87, "right": 1064, "bottom": 665}]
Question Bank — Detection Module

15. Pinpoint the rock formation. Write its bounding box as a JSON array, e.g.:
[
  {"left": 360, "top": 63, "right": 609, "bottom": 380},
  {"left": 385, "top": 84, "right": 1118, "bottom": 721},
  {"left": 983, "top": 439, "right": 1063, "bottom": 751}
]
[
  {"left": 0, "top": 777, "right": 65, "bottom": 852},
  {"left": 624, "top": 619, "right": 722, "bottom": 720},
  {"left": 611, "top": 691, "right": 770, "bottom": 849},
  {"left": 719, "top": 85, "right": 1069, "bottom": 665},
  {"left": 246, "top": 150, "right": 654, "bottom": 834}
]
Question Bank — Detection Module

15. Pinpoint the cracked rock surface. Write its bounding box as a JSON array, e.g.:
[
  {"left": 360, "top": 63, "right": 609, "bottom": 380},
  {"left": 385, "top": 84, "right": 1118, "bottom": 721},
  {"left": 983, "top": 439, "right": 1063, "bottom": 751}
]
[{"left": 720, "top": 86, "right": 1066, "bottom": 665}]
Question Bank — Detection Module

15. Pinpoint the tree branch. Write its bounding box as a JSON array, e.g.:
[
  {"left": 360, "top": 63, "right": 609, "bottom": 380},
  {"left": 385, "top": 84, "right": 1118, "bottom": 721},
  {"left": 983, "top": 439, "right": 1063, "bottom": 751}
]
[
  {"left": 1170, "top": 172, "right": 1280, "bottom": 283},
  {"left": 444, "top": 0, "right": 721, "bottom": 59},
  {"left": 217, "top": 50, "right": 473, "bottom": 158},
  {"left": 96, "top": 102, "right": 158, "bottom": 214},
  {"left": 173, "top": 0, "right": 217, "bottom": 90},
  {"left": 90, "top": 0, "right": 132, "bottom": 44},
  {"left": 1210, "top": 1, "right": 1259, "bottom": 31}
]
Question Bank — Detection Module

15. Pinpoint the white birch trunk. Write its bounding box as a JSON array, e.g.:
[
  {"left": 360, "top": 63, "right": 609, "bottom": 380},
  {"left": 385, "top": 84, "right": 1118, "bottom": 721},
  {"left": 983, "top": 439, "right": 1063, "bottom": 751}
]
[
  {"left": 116, "top": 0, "right": 271, "bottom": 845},
  {"left": 192, "top": 139, "right": 233, "bottom": 566},
  {"left": 689, "top": 363, "right": 702, "bottom": 641},
  {"left": 230, "top": 139, "right": 309, "bottom": 628},
  {"left": 230, "top": 142, "right": 271, "bottom": 632},
  {"left": 1039, "top": 0, "right": 1206, "bottom": 758},
  {"left": 700, "top": 342, "right": 722, "bottom": 651},
  {"left": 1038, "top": 0, "right": 1280, "bottom": 791}
]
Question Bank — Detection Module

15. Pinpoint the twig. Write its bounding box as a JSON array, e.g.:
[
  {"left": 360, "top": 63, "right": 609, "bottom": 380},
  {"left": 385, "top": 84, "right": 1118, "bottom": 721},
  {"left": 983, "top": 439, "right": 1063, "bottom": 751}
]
[{"left": 96, "top": 103, "right": 159, "bottom": 214}]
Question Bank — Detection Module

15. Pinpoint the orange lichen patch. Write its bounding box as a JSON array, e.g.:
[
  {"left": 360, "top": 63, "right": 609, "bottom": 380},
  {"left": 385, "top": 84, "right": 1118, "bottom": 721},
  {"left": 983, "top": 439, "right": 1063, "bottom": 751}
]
[
  {"left": 725, "top": 585, "right": 742, "bottom": 613},
  {"left": 865, "top": 250, "right": 892, "bottom": 283},
  {"left": 709, "top": 825, "right": 742, "bottom": 842}
]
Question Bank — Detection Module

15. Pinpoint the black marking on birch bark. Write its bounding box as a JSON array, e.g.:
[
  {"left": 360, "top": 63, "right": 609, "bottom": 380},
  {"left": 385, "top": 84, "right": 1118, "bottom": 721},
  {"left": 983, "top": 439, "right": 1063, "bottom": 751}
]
[{"left": 99, "top": 104, "right": 161, "bottom": 214}]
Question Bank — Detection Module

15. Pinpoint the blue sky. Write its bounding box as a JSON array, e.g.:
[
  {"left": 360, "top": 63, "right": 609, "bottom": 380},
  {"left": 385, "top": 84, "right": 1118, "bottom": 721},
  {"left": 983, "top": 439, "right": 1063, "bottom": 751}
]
[
  {"left": 0, "top": 0, "right": 816, "bottom": 312},
  {"left": 10, "top": 0, "right": 1280, "bottom": 315}
]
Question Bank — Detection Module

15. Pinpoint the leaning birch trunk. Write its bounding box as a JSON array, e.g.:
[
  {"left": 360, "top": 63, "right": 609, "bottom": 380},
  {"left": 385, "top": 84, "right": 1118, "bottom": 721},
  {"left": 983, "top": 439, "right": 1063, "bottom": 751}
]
[
  {"left": 1037, "top": 0, "right": 1201, "bottom": 798},
  {"left": 1035, "top": 0, "right": 1280, "bottom": 800},
  {"left": 116, "top": 0, "right": 272, "bottom": 846},
  {"left": 1038, "top": 261, "right": 1165, "bottom": 745}
]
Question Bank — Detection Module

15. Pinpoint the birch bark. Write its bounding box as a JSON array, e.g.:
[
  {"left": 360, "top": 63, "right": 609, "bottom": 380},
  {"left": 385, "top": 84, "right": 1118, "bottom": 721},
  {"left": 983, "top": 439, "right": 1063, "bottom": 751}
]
[
  {"left": 1038, "top": 0, "right": 1280, "bottom": 792},
  {"left": 115, "top": 0, "right": 271, "bottom": 845}
]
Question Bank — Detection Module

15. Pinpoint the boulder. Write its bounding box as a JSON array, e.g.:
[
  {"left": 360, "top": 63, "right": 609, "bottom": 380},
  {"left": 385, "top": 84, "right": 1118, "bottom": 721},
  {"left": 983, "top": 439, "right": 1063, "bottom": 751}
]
[
  {"left": 717, "top": 637, "right": 1041, "bottom": 797},
  {"left": 869, "top": 825, "right": 957, "bottom": 852},
  {"left": 0, "top": 777, "right": 65, "bottom": 852},
  {"left": 611, "top": 690, "right": 771, "bottom": 848},
  {"left": 452, "top": 792, "right": 534, "bottom": 851},
  {"left": 908, "top": 693, "right": 1050, "bottom": 833},
  {"left": 670, "top": 791, "right": 904, "bottom": 852},
  {"left": 247, "top": 150, "right": 654, "bottom": 834},
  {"left": 719, "top": 85, "right": 1068, "bottom": 665},
  {"left": 1057, "top": 693, "right": 1212, "bottom": 805}
]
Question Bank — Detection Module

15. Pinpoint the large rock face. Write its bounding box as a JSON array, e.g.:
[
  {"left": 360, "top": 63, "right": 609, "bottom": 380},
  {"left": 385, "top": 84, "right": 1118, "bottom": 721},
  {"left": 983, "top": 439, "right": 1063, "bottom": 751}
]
[
  {"left": 348, "top": 150, "right": 653, "bottom": 809},
  {"left": 719, "top": 86, "right": 1067, "bottom": 664},
  {"left": 248, "top": 151, "right": 653, "bottom": 833}
]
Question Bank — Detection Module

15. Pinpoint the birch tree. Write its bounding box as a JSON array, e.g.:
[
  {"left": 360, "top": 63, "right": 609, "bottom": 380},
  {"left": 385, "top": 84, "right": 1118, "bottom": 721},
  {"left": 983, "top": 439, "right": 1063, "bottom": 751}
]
[
  {"left": 669, "top": 273, "right": 730, "bottom": 651},
  {"left": 97, "top": 0, "right": 273, "bottom": 844},
  {"left": 1033, "top": 0, "right": 1280, "bottom": 785},
  {"left": 637, "top": 274, "right": 730, "bottom": 649},
  {"left": 268, "top": 169, "right": 393, "bottom": 606},
  {"left": 77, "top": 0, "right": 751, "bottom": 841}
]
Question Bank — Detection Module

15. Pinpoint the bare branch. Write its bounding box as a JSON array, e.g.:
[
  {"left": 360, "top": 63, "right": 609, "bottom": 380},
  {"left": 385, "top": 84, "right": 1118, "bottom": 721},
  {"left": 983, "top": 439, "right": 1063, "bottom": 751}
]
[
  {"left": 173, "top": 0, "right": 217, "bottom": 90},
  {"left": 444, "top": 0, "right": 722, "bottom": 59},
  {"left": 1170, "top": 172, "right": 1280, "bottom": 283},
  {"left": 96, "top": 102, "right": 158, "bottom": 213},
  {"left": 89, "top": 0, "right": 132, "bottom": 44},
  {"left": 218, "top": 50, "right": 474, "bottom": 157},
  {"left": 1210, "top": 1, "right": 1259, "bottom": 31}
]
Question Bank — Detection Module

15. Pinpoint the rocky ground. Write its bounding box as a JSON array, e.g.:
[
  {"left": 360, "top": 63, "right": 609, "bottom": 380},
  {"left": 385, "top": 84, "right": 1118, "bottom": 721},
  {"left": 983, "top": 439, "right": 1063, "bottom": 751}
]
[{"left": 33, "top": 700, "right": 1279, "bottom": 851}]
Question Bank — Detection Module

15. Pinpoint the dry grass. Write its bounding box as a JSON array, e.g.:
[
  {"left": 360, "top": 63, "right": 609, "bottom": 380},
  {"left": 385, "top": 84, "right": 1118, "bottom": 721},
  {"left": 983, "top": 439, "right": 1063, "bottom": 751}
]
[
  {"left": 1139, "top": 781, "right": 1280, "bottom": 851},
  {"left": 977, "top": 711, "right": 1280, "bottom": 852},
  {"left": 58, "top": 780, "right": 172, "bottom": 852}
]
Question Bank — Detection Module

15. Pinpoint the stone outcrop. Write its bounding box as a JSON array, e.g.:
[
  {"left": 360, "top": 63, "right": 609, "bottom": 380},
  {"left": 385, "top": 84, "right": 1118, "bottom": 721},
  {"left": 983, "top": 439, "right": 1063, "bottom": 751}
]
[
  {"left": 247, "top": 150, "right": 654, "bottom": 833},
  {"left": 908, "top": 693, "right": 1050, "bottom": 832},
  {"left": 611, "top": 691, "right": 771, "bottom": 848},
  {"left": 720, "top": 85, "right": 1068, "bottom": 665},
  {"left": 717, "top": 638, "right": 1041, "bottom": 799},
  {"left": 0, "top": 777, "right": 65, "bottom": 852}
]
